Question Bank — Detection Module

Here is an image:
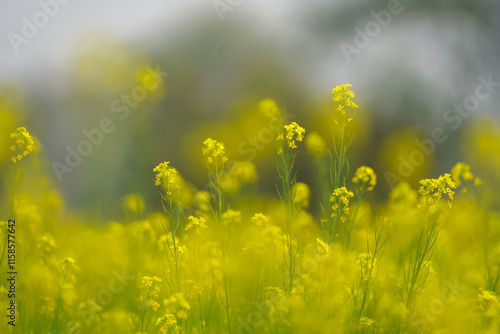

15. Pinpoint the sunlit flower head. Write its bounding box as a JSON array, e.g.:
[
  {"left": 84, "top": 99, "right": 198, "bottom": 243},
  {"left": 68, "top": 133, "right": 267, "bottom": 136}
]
[
  {"left": 153, "top": 161, "right": 178, "bottom": 186},
  {"left": 10, "top": 126, "right": 34, "bottom": 163},
  {"left": 330, "top": 187, "right": 354, "bottom": 221},
  {"left": 278, "top": 122, "right": 305, "bottom": 151},
  {"left": 332, "top": 83, "right": 358, "bottom": 115},
  {"left": 352, "top": 166, "right": 377, "bottom": 191},
  {"left": 202, "top": 138, "right": 228, "bottom": 166},
  {"left": 418, "top": 173, "right": 456, "bottom": 205}
]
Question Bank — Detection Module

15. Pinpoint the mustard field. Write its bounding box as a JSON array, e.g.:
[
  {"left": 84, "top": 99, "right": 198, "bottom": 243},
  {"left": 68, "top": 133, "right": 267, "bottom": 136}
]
[{"left": 1, "top": 84, "right": 500, "bottom": 334}]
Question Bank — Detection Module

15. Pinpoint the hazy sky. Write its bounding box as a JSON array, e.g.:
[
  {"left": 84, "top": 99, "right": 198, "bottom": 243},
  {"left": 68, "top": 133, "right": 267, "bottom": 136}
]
[{"left": 0, "top": 1, "right": 300, "bottom": 82}]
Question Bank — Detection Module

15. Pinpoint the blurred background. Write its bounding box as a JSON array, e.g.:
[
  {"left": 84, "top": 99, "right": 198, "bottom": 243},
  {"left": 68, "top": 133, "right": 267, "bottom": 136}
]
[{"left": 1, "top": 0, "right": 499, "bottom": 219}]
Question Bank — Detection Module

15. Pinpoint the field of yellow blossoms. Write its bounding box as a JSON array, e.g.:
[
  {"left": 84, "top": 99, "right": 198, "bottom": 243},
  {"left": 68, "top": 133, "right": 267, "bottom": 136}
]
[{"left": 1, "top": 84, "right": 500, "bottom": 334}]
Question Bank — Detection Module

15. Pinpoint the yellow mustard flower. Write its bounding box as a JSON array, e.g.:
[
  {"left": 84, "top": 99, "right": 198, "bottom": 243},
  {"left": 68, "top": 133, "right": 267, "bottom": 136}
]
[
  {"left": 10, "top": 126, "right": 34, "bottom": 163},
  {"left": 153, "top": 161, "right": 178, "bottom": 186},
  {"left": 330, "top": 187, "right": 354, "bottom": 222},
  {"left": 418, "top": 173, "right": 456, "bottom": 204},
  {"left": 332, "top": 83, "right": 358, "bottom": 115},
  {"left": 477, "top": 290, "right": 499, "bottom": 312},
  {"left": 185, "top": 215, "right": 208, "bottom": 234},
  {"left": 315, "top": 238, "right": 330, "bottom": 255},
  {"left": 202, "top": 138, "right": 228, "bottom": 166},
  {"left": 451, "top": 162, "right": 480, "bottom": 193},
  {"left": 352, "top": 166, "right": 377, "bottom": 191},
  {"left": 278, "top": 121, "right": 305, "bottom": 150},
  {"left": 251, "top": 212, "right": 270, "bottom": 227}
]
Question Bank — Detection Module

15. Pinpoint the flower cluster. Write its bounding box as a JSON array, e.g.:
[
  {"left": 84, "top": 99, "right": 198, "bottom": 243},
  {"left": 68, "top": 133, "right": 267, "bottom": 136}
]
[
  {"left": 185, "top": 215, "right": 208, "bottom": 234},
  {"left": 418, "top": 173, "right": 456, "bottom": 204},
  {"left": 153, "top": 162, "right": 178, "bottom": 187},
  {"left": 477, "top": 290, "right": 499, "bottom": 312},
  {"left": 10, "top": 126, "right": 34, "bottom": 163},
  {"left": 451, "top": 162, "right": 481, "bottom": 192},
  {"left": 251, "top": 212, "right": 270, "bottom": 227},
  {"left": 315, "top": 238, "right": 330, "bottom": 255},
  {"left": 352, "top": 166, "right": 377, "bottom": 191},
  {"left": 330, "top": 187, "right": 354, "bottom": 222},
  {"left": 155, "top": 313, "right": 180, "bottom": 334},
  {"left": 278, "top": 121, "right": 305, "bottom": 150},
  {"left": 357, "top": 252, "right": 377, "bottom": 282},
  {"left": 138, "top": 276, "right": 163, "bottom": 312},
  {"left": 332, "top": 83, "right": 358, "bottom": 115},
  {"left": 202, "top": 138, "right": 228, "bottom": 166}
]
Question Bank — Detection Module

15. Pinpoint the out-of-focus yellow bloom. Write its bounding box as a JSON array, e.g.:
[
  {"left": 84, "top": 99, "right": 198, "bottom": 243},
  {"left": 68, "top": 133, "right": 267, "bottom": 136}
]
[
  {"left": 477, "top": 290, "right": 499, "bottom": 312},
  {"left": 418, "top": 173, "right": 456, "bottom": 204},
  {"left": 10, "top": 126, "right": 34, "bottom": 163},
  {"left": 122, "top": 193, "right": 145, "bottom": 215},
  {"left": 185, "top": 215, "right": 207, "bottom": 234},
  {"left": 332, "top": 83, "right": 358, "bottom": 115},
  {"left": 451, "top": 162, "right": 474, "bottom": 187},
  {"left": 37, "top": 234, "right": 57, "bottom": 258},
  {"left": 352, "top": 166, "right": 377, "bottom": 191},
  {"left": 305, "top": 131, "right": 327, "bottom": 157},
  {"left": 153, "top": 161, "right": 178, "bottom": 187},
  {"left": 251, "top": 213, "right": 270, "bottom": 227},
  {"left": 156, "top": 313, "right": 180, "bottom": 333},
  {"left": 278, "top": 122, "right": 305, "bottom": 150},
  {"left": 389, "top": 182, "right": 417, "bottom": 207},
  {"left": 291, "top": 182, "right": 311, "bottom": 210},
  {"left": 58, "top": 257, "right": 79, "bottom": 283},
  {"left": 164, "top": 293, "right": 191, "bottom": 313},
  {"left": 193, "top": 190, "right": 211, "bottom": 213},
  {"left": 357, "top": 253, "right": 376, "bottom": 281},
  {"left": 315, "top": 238, "right": 330, "bottom": 255},
  {"left": 222, "top": 209, "right": 242, "bottom": 225},
  {"left": 450, "top": 162, "right": 481, "bottom": 193},
  {"left": 138, "top": 276, "right": 162, "bottom": 304},
  {"left": 358, "top": 317, "right": 378, "bottom": 330},
  {"left": 202, "top": 138, "right": 228, "bottom": 166},
  {"left": 258, "top": 98, "right": 281, "bottom": 120},
  {"left": 219, "top": 172, "right": 239, "bottom": 194},
  {"left": 229, "top": 161, "right": 258, "bottom": 183}
]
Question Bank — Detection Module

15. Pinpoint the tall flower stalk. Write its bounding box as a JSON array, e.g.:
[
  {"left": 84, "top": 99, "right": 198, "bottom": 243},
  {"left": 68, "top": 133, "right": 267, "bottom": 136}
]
[
  {"left": 153, "top": 161, "right": 183, "bottom": 294},
  {"left": 323, "top": 84, "right": 358, "bottom": 245},
  {"left": 0, "top": 127, "right": 34, "bottom": 269},
  {"left": 276, "top": 121, "right": 305, "bottom": 295},
  {"left": 402, "top": 173, "right": 456, "bottom": 309},
  {"left": 202, "top": 138, "right": 232, "bottom": 333}
]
